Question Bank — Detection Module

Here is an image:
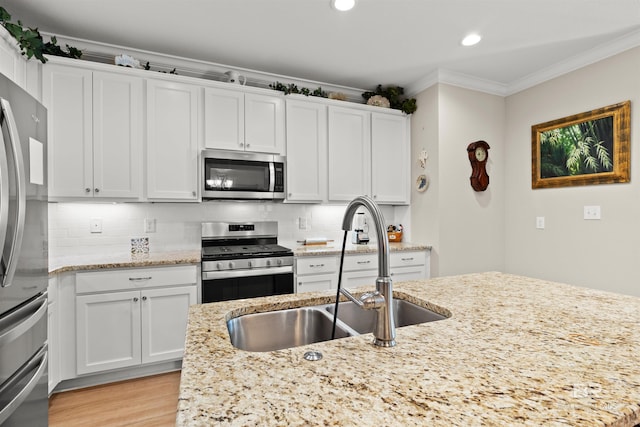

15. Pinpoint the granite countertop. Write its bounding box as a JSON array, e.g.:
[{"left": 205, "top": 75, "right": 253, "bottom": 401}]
[
  {"left": 293, "top": 241, "right": 430, "bottom": 257},
  {"left": 48, "top": 250, "right": 200, "bottom": 274},
  {"left": 176, "top": 272, "right": 640, "bottom": 426}
]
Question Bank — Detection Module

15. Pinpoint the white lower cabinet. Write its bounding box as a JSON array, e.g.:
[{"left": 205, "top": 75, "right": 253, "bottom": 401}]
[
  {"left": 74, "top": 266, "right": 197, "bottom": 376},
  {"left": 47, "top": 276, "right": 60, "bottom": 394},
  {"left": 295, "top": 250, "right": 429, "bottom": 293},
  {"left": 295, "top": 256, "right": 338, "bottom": 293}
]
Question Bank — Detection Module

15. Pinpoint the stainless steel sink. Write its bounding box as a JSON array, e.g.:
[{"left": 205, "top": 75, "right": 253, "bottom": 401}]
[
  {"left": 325, "top": 299, "right": 447, "bottom": 334},
  {"left": 227, "top": 307, "right": 353, "bottom": 352}
]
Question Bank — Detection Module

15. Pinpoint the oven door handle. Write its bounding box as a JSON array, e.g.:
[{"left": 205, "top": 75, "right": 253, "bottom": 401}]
[{"left": 202, "top": 266, "right": 292, "bottom": 281}]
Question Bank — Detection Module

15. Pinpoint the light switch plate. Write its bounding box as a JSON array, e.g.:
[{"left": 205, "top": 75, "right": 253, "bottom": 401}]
[
  {"left": 536, "top": 217, "right": 545, "bottom": 229},
  {"left": 144, "top": 218, "right": 156, "bottom": 233},
  {"left": 90, "top": 218, "right": 102, "bottom": 233}
]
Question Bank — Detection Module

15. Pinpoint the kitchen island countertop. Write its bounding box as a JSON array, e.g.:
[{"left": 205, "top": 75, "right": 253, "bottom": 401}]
[{"left": 176, "top": 272, "right": 640, "bottom": 426}]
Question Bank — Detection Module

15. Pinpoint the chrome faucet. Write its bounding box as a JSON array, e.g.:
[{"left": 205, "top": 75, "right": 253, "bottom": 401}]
[{"left": 340, "top": 195, "right": 396, "bottom": 347}]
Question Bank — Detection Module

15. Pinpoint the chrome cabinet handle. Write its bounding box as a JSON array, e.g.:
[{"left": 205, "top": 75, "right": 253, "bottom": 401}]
[
  {"left": 310, "top": 264, "right": 325, "bottom": 268},
  {"left": 401, "top": 257, "right": 414, "bottom": 262},
  {"left": 0, "top": 99, "right": 25, "bottom": 288},
  {"left": 357, "top": 260, "right": 371, "bottom": 265},
  {"left": 129, "top": 276, "right": 152, "bottom": 281}
]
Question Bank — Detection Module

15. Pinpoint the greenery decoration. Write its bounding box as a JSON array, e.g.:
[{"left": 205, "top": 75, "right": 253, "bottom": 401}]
[
  {"left": 362, "top": 85, "right": 417, "bottom": 114},
  {"left": 269, "top": 81, "right": 327, "bottom": 98},
  {"left": 0, "top": 6, "right": 81, "bottom": 63}
]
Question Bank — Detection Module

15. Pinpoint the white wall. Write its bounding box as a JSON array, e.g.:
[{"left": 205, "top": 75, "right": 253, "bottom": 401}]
[
  {"left": 48, "top": 201, "right": 400, "bottom": 258},
  {"left": 411, "top": 84, "right": 506, "bottom": 277},
  {"left": 504, "top": 46, "right": 640, "bottom": 296}
]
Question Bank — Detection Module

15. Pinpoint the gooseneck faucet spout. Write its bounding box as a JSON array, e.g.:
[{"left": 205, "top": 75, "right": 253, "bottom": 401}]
[{"left": 340, "top": 195, "right": 396, "bottom": 347}]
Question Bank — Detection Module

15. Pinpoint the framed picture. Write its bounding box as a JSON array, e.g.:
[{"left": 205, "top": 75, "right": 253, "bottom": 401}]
[{"left": 531, "top": 101, "right": 630, "bottom": 189}]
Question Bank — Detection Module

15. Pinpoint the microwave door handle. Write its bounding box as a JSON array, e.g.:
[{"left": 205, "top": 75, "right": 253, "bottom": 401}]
[
  {"left": 268, "top": 162, "right": 275, "bottom": 192},
  {"left": 0, "top": 112, "right": 9, "bottom": 282},
  {"left": 0, "top": 99, "right": 26, "bottom": 288}
]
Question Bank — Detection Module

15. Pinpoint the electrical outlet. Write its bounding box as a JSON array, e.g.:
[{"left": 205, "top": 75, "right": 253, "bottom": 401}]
[
  {"left": 298, "top": 217, "right": 308, "bottom": 230},
  {"left": 536, "top": 217, "right": 545, "bottom": 229},
  {"left": 584, "top": 206, "right": 601, "bottom": 220},
  {"left": 90, "top": 218, "right": 102, "bottom": 234},
  {"left": 144, "top": 218, "right": 156, "bottom": 233}
]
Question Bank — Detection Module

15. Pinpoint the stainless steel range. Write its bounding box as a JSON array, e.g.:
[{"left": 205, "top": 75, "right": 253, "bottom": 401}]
[{"left": 201, "top": 221, "right": 294, "bottom": 303}]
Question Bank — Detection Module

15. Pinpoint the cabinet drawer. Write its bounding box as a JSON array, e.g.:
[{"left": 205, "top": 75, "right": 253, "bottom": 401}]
[
  {"left": 76, "top": 265, "right": 198, "bottom": 294},
  {"left": 391, "top": 251, "right": 426, "bottom": 268},
  {"left": 296, "top": 256, "right": 337, "bottom": 275},
  {"left": 343, "top": 254, "right": 376, "bottom": 272}
]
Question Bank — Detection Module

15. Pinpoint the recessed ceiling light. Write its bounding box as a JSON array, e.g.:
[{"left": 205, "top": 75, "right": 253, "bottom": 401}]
[
  {"left": 332, "top": 0, "right": 356, "bottom": 11},
  {"left": 461, "top": 33, "right": 482, "bottom": 47}
]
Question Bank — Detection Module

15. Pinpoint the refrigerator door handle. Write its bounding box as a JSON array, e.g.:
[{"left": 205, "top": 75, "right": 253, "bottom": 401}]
[
  {"left": 0, "top": 292, "right": 47, "bottom": 347},
  {"left": 0, "top": 111, "right": 9, "bottom": 278},
  {"left": 0, "top": 346, "right": 47, "bottom": 425},
  {"left": 0, "top": 98, "right": 26, "bottom": 288}
]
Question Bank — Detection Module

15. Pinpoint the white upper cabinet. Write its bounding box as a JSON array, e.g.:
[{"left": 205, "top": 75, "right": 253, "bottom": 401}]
[
  {"left": 43, "top": 63, "right": 143, "bottom": 199},
  {"left": 0, "top": 28, "right": 26, "bottom": 88},
  {"left": 285, "top": 99, "right": 327, "bottom": 202},
  {"left": 371, "top": 112, "right": 410, "bottom": 204},
  {"left": 327, "top": 106, "right": 371, "bottom": 201},
  {"left": 146, "top": 79, "right": 200, "bottom": 200},
  {"left": 92, "top": 71, "right": 143, "bottom": 198},
  {"left": 204, "top": 87, "right": 284, "bottom": 154}
]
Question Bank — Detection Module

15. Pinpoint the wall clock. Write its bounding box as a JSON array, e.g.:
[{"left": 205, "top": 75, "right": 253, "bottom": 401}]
[{"left": 467, "top": 140, "right": 490, "bottom": 191}]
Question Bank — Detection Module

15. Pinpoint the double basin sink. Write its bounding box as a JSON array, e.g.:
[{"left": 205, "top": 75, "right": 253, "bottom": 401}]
[{"left": 227, "top": 298, "right": 448, "bottom": 352}]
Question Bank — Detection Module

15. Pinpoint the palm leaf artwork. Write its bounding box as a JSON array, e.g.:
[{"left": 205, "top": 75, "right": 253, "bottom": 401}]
[{"left": 539, "top": 116, "right": 613, "bottom": 178}]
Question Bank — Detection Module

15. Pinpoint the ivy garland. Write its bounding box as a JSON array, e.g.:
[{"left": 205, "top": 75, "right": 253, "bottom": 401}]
[{"left": 0, "top": 6, "right": 82, "bottom": 63}]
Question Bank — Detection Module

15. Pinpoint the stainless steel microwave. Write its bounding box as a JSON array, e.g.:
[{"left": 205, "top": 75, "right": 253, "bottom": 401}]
[{"left": 201, "top": 149, "right": 286, "bottom": 200}]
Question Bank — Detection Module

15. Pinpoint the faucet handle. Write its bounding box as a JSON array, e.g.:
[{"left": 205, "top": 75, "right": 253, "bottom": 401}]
[{"left": 359, "top": 291, "right": 385, "bottom": 310}]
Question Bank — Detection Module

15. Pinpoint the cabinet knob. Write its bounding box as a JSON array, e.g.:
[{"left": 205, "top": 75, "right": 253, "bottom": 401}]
[
  {"left": 85, "top": 188, "right": 91, "bottom": 193},
  {"left": 133, "top": 297, "right": 139, "bottom": 302},
  {"left": 94, "top": 188, "right": 100, "bottom": 193},
  {"left": 142, "top": 296, "right": 147, "bottom": 301},
  {"left": 288, "top": 193, "right": 292, "bottom": 197},
  {"left": 239, "top": 142, "right": 244, "bottom": 147},
  {"left": 192, "top": 191, "right": 196, "bottom": 197},
  {"left": 246, "top": 143, "right": 250, "bottom": 148}
]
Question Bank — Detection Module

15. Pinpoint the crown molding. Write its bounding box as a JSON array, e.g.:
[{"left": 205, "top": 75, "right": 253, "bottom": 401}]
[
  {"left": 506, "top": 28, "right": 640, "bottom": 96},
  {"left": 42, "top": 32, "right": 366, "bottom": 102},
  {"left": 407, "top": 28, "right": 640, "bottom": 98}
]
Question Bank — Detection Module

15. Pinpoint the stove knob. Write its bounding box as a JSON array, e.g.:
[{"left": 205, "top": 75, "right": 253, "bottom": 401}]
[
  {"left": 266, "top": 259, "right": 272, "bottom": 266},
  {"left": 217, "top": 262, "right": 223, "bottom": 270},
  {"left": 277, "top": 259, "right": 282, "bottom": 266},
  {"left": 248, "top": 260, "right": 253, "bottom": 268},
  {"left": 228, "top": 261, "right": 234, "bottom": 269}
]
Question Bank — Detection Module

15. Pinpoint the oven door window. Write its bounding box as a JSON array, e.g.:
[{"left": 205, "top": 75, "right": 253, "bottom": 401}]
[
  {"left": 202, "top": 272, "right": 294, "bottom": 303},
  {"left": 204, "top": 158, "right": 270, "bottom": 192}
]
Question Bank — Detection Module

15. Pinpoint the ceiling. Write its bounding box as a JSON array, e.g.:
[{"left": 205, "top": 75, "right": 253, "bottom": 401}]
[{"left": 3, "top": 0, "right": 640, "bottom": 95}]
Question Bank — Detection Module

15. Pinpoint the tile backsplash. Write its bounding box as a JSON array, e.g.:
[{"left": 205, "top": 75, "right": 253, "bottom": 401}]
[{"left": 48, "top": 201, "right": 410, "bottom": 258}]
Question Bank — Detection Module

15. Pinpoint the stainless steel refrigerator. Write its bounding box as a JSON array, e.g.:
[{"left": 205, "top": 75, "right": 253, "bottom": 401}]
[{"left": 0, "top": 73, "right": 49, "bottom": 426}]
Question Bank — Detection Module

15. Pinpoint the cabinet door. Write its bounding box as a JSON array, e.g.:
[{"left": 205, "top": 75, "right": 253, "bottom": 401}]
[
  {"left": 342, "top": 270, "right": 378, "bottom": 288},
  {"left": 244, "top": 93, "right": 284, "bottom": 154},
  {"left": 146, "top": 79, "right": 200, "bottom": 200},
  {"left": 204, "top": 87, "right": 244, "bottom": 151},
  {"left": 140, "top": 286, "right": 196, "bottom": 364},
  {"left": 296, "top": 273, "right": 337, "bottom": 293},
  {"left": 42, "top": 64, "right": 93, "bottom": 198},
  {"left": 92, "top": 71, "right": 143, "bottom": 199},
  {"left": 371, "top": 113, "right": 410, "bottom": 204},
  {"left": 76, "top": 291, "right": 141, "bottom": 375},
  {"left": 0, "top": 33, "right": 25, "bottom": 87},
  {"left": 328, "top": 106, "right": 371, "bottom": 201},
  {"left": 285, "top": 100, "right": 327, "bottom": 202}
]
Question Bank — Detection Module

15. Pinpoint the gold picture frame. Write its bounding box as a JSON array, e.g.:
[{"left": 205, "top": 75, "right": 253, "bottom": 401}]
[{"left": 531, "top": 101, "right": 630, "bottom": 189}]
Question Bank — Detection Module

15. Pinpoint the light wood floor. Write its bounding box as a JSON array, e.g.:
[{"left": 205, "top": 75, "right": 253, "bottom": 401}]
[{"left": 48, "top": 371, "right": 181, "bottom": 427}]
